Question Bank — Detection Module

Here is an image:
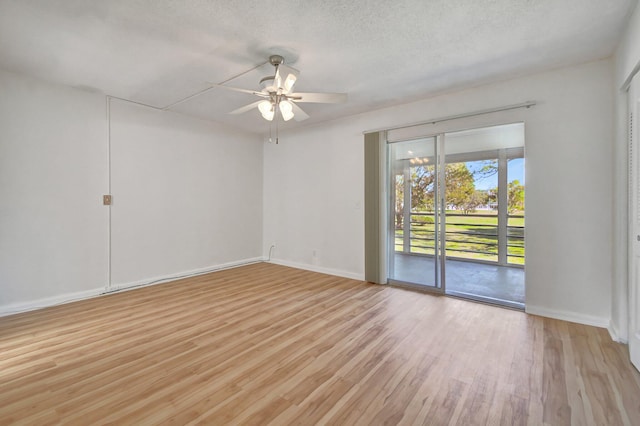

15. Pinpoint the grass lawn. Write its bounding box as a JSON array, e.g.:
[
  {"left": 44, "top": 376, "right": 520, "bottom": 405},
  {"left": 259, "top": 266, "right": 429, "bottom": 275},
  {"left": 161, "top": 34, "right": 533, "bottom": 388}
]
[{"left": 395, "top": 210, "right": 524, "bottom": 265}]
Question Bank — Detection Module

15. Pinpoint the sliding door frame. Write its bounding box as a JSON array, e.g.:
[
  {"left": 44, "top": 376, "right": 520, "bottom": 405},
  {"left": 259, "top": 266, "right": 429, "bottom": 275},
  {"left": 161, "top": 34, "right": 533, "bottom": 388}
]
[
  {"left": 438, "top": 133, "right": 447, "bottom": 292},
  {"left": 384, "top": 122, "right": 526, "bottom": 298}
]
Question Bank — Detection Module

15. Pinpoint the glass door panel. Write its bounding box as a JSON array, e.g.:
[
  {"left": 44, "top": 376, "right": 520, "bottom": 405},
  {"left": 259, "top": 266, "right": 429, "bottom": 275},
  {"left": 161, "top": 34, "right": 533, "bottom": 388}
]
[
  {"left": 442, "top": 123, "right": 525, "bottom": 308},
  {"left": 388, "top": 137, "right": 442, "bottom": 290}
]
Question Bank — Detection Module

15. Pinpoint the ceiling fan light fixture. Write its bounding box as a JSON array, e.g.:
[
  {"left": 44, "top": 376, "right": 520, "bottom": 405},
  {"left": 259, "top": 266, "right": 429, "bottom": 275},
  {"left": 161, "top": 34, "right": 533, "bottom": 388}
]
[
  {"left": 279, "top": 100, "right": 294, "bottom": 121},
  {"left": 258, "top": 100, "right": 274, "bottom": 121}
]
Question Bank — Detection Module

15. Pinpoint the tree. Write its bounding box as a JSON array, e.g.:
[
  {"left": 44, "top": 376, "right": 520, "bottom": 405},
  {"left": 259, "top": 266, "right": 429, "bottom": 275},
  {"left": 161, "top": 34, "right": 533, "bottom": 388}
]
[
  {"left": 461, "top": 190, "right": 489, "bottom": 214},
  {"left": 411, "top": 165, "right": 436, "bottom": 211},
  {"left": 508, "top": 180, "right": 525, "bottom": 214},
  {"left": 395, "top": 175, "right": 404, "bottom": 229},
  {"left": 486, "top": 180, "right": 524, "bottom": 213},
  {"left": 396, "top": 161, "right": 517, "bottom": 218},
  {"left": 445, "top": 163, "right": 475, "bottom": 212},
  {"left": 474, "top": 159, "right": 499, "bottom": 180},
  {"left": 395, "top": 165, "right": 436, "bottom": 229},
  {"left": 396, "top": 162, "right": 477, "bottom": 214}
]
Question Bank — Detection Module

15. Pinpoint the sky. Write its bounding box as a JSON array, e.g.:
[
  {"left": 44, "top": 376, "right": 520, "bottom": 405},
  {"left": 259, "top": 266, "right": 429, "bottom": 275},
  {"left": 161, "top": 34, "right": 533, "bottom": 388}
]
[{"left": 467, "top": 158, "right": 525, "bottom": 190}]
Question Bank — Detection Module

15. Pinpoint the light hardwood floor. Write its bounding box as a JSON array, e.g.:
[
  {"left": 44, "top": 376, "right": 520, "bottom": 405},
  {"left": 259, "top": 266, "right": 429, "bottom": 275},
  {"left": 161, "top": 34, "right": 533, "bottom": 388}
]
[{"left": 1, "top": 263, "right": 639, "bottom": 425}]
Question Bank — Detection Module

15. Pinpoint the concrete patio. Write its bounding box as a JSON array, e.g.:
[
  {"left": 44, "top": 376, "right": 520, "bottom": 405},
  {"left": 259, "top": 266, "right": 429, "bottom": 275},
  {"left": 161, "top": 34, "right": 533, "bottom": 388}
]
[{"left": 391, "top": 253, "right": 524, "bottom": 308}]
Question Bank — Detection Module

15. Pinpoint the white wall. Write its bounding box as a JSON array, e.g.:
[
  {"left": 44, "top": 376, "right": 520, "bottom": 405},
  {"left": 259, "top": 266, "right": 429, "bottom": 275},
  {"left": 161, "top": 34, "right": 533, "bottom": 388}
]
[
  {"left": 612, "top": 1, "right": 640, "bottom": 342},
  {"left": 109, "top": 100, "right": 263, "bottom": 288},
  {"left": 0, "top": 69, "right": 108, "bottom": 309},
  {"left": 0, "top": 70, "right": 263, "bottom": 313},
  {"left": 263, "top": 120, "right": 367, "bottom": 279},
  {"left": 264, "top": 59, "right": 614, "bottom": 326},
  {"left": 0, "top": 55, "right": 619, "bottom": 329}
]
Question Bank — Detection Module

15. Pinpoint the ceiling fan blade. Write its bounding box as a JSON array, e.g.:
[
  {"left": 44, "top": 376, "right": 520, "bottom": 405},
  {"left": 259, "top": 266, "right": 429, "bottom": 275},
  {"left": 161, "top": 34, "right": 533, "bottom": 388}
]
[
  {"left": 274, "top": 64, "right": 299, "bottom": 94},
  {"left": 290, "top": 102, "right": 310, "bottom": 121},
  {"left": 229, "top": 100, "right": 263, "bottom": 115},
  {"left": 289, "top": 92, "right": 347, "bottom": 103},
  {"left": 209, "top": 83, "right": 268, "bottom": 97}
]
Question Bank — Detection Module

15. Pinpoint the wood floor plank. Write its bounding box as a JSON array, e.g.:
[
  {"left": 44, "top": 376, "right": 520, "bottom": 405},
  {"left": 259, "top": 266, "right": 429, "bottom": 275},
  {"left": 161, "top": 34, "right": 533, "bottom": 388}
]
[
  {"left": 1, "top": 262, "right": 639, "bottom": 425},
  {"left": 542, "top": 321, "right": 572, "bottom": 425}
]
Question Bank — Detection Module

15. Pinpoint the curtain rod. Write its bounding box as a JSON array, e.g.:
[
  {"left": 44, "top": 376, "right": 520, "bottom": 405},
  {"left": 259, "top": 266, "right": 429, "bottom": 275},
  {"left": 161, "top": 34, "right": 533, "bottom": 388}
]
[{"left": 363, "top": 101, "right": 536, "bottom": 134}]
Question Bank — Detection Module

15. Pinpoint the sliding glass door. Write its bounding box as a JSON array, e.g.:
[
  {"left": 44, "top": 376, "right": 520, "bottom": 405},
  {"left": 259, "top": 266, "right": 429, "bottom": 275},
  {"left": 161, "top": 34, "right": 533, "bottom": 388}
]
[{"left": 387, "top": 123, "right": 525, "bottom": 307}]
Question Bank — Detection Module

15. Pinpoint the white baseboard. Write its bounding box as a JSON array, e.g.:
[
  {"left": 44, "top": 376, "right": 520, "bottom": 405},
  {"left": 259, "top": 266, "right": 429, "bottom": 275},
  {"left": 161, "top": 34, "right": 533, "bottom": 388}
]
[
  {"left": 608, "top": 321, "right": 628, "bottom": 344},
  {"left": 0, "top": 257, "right": 264, "bottom": 318},
  {"left": 107, "top": 257, "right": 265, "bottom": 292},
  {"left": 268, "top": 258, "right": 365, "bottom": 281},
  {"left": 525, "top": 305, "right": 609, "bottom": 329},
  {"left": 0, "top": 287, "right": 104, "bottom": 318}
]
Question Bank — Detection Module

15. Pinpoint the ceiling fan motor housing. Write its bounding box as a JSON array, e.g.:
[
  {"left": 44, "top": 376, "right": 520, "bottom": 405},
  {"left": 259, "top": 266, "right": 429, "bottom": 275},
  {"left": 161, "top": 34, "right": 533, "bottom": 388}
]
[{"left": 269, "top": 55, "right": 285, "bottom": 67}]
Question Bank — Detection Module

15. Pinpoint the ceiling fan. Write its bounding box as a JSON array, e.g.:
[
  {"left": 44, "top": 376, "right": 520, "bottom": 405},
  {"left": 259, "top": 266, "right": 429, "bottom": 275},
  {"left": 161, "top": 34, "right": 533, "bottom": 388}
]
[{"left": 212, "top": 55, "right": 347, "bottom": 122}]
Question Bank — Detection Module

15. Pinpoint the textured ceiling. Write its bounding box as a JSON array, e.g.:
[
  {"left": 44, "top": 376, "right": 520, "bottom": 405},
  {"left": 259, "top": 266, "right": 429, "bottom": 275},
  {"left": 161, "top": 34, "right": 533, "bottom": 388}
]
[{"left": 0, "top": 0, "right": 636, "bottom": 133}]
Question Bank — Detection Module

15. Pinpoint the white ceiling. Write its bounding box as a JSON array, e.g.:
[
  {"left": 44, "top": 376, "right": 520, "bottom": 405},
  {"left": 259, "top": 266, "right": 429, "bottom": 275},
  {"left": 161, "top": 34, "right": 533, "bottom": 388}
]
[{"left": 0, "top": 0, "right": 636, "bottom": 134}]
